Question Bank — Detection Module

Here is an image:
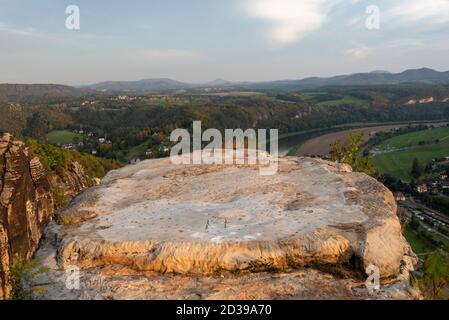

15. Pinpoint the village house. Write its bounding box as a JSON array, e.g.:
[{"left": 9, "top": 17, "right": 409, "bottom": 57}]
[
  {"left": 104, "top": 140, "right": 112, "bottom": 145},
  {"left": 394, "top": 192, "right": 406, "bottom": 202},
  {"left": 443, "top": 180, "right": 449, "bottom": 190},
  {"left": 417, "top": 184, "right": 428, "bottom": 193},
  {"left": 61, "top": 144, "right": 75, "bottom": 150}
]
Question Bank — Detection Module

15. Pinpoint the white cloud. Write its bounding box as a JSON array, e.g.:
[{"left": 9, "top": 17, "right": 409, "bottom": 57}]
[
  {"left": 385, "top": 0, "right": 449, "bottom": 25},
  {"left": 345, "top": 39, "right": 426, "bottom": 60},
  {"left": 0, "top": 22, "right": 123, "bottom": 49},
  {"left": 0, "top": 23, "right": 48, "bottom": 39},
  {"left": 244, "top": 0, "right": 334, "bottom": 45},
  {"left": 345, "top": 46, "right": 372, "bottom": 59}
]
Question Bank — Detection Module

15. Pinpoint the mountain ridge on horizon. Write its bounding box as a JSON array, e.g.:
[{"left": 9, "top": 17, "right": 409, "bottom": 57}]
[
  {"left": 2, "top": 68, "right": 449, "bottom": 98},
  {"left": 83, "top": 67, "right": 449, "bottom": 92}
]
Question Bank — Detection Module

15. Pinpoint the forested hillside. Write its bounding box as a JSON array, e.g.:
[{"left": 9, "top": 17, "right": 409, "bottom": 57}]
[{"left": 1, "top": 84, "right": 449, "bottom": 162}]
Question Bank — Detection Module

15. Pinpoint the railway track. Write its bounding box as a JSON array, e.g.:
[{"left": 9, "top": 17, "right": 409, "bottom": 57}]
[{"left": 401, "top": 200, "right": 449, "bottom": 226}]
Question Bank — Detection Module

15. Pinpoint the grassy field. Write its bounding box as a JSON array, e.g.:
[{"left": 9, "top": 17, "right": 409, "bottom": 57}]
[
  {"left": 377, "top": 126, "right": 449, "bottom": 149},
  {"left": 317, "top": 95, "right": 368, "bottom": 107},
  {"left": 125, "top": 141, "right": 149, "bottom": 161},
  {"left": 300, "top": 92, "right": 328, "bottom": 100},
  {"left": 404, "top": 223, "right": 449, "bottom": 254},
  {"left": 371, "top": 126, "right": 449, "bottom": 181},
  {"left": 46, "top": 130, "right": 83, "bottom": 145},
  {"left": 299, "top": 92, "right": 369, "bottom": 106},
  {"left": 372, "top": 144, "right": 449, "bottom": 181},
  {"left": 403, "top": 224, "right": 434, "bottom": 254}
]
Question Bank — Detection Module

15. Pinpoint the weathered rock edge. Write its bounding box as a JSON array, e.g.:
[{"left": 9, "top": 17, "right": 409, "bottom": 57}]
[{"left": 54, "top": 155, "right": 416, "bottom": 280}]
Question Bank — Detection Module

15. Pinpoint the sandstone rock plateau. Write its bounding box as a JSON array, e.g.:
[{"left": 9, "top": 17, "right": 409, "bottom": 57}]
[{"left": 33, "top": 153, "right": 418, "bottom": 300}]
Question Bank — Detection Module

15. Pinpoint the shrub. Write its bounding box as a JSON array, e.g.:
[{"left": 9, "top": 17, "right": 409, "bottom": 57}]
[
  {"left": 330, "top": 131, "right": 374, "bottom": 174},
  {"left": 26, "top": 139, "right": 67, "bottom": 174},
  {"left": 26, "top": 139, "right": 121, "bottom": 179},
  {"left": 9, "top": 250, "right": 49, "bottom": 300},
  {"left": 421, "top": 250, "right": 449, "bottom": 300}
]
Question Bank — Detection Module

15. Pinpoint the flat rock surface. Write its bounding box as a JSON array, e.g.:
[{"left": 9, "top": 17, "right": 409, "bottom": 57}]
[{"left": 53, "top": 155, "right": 411, "bottom": 280}]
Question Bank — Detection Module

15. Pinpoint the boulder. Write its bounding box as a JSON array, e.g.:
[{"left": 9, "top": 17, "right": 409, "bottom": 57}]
[{"left": 40, "top": 154, "right": 417, "bottom": 300}]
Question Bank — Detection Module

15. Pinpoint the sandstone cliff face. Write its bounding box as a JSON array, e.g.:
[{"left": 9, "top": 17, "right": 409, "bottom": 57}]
[
  {"left": 33, "top": 153, "right": 418, "bottom": 300},
  {"left": 0, "top": 133, "right": 94, "bottom": 299},
  {"left": 49, "top": 161, "right": 93, "bottom": 202},
  {"left": 0, "top": 133, "right": 54, "bottom": 299}
]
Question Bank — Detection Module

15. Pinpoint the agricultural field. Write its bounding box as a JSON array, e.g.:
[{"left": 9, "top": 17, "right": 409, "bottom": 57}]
[
  {"left": 298, "top": 91, "right": 369, "bottom": 106},
  {"left": 46, "top": 130, "right": 83, "bottom": 145},
  {"left": 376, "top": 126, "right": 449, "bottom": 150},
  {"left": 371, "top": 126, "right": 449, "bottom": 181},
  {"left": 317, "top": 95, "right": 369, "bottom": 107},
  {"left": 200, "top": 91, "right": 264, "bottom": 97},
  {"left": 404, "top": 223, "right": 449, "bottom": 254},
  {"left": 403, "top": 224, "right": 435, "bottom": 254},
  {"left": 299, "top": 92, "right": 328, "bottom": 100}
]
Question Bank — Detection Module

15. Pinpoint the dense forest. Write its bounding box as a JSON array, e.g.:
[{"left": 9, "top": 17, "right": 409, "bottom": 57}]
[{"left": 1, "top": 84, "right": 449, "bottom": 162}]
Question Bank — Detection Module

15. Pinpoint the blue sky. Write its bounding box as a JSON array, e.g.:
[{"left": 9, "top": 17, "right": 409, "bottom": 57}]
[{"left": 1, "top": 0, "right": 449, "bottom": 84}]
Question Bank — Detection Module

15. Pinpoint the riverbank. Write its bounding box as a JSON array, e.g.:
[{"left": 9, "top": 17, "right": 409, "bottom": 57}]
[{"left": 278, "top": 120, "right": 449, "bottom": 157}]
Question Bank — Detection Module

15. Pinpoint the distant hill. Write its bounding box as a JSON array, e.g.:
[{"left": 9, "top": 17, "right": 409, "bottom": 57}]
[
  {"left": 205, "top": 79, "right": 233, "bottom": 86},
  {"left": 86, "top": 78, "right": 194, "bottom": 92},
  {"left": 0, "top": 84, "right": 98, "bottom": 102},
  {"left": 6, "top": 68, "right": 447, "bottom": 97},
  {"left": 85, "top": 68, "right": 449, "bottom": 92},
  {"left": 241, "top": 68, "right": 449, "bottom": 91}
]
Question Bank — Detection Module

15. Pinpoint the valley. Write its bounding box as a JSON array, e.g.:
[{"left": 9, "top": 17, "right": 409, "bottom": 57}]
[
  {"left": 2, "top": 78, "right": 449, "bottom": 165},
  {"left": 4, "top": 0, "right": 449, "bottom": 307},
  {"left": 281, "top": 121, "right": 449, "bottom": 157},
  {"left": 1, "top": 68, "right": 449, "bottom": 301}
]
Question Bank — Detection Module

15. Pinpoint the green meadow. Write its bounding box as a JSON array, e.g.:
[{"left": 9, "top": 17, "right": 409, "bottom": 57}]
[
  {"left": 46, "top": 130, "right": 83, "bottom": 145},
  {"left": 317, "top": 95, "right": 369, "bottom": 107},
  {"left": 371, "top": 126, "right": 449, "bottom": 181}
]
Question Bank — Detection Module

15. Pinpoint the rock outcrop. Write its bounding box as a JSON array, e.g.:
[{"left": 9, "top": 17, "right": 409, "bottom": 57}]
[
  {"left": 49, "top": 160, "right": 93, "bottom": 202},
  {"left": 33, "top": 153, "right": 418, "bottom": 300},
  {"left": 0, "top": 133, "right": 54, "bottom": 299},
  {"left": 0, "top": 133, "right": 95, "bottom": 299}
]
